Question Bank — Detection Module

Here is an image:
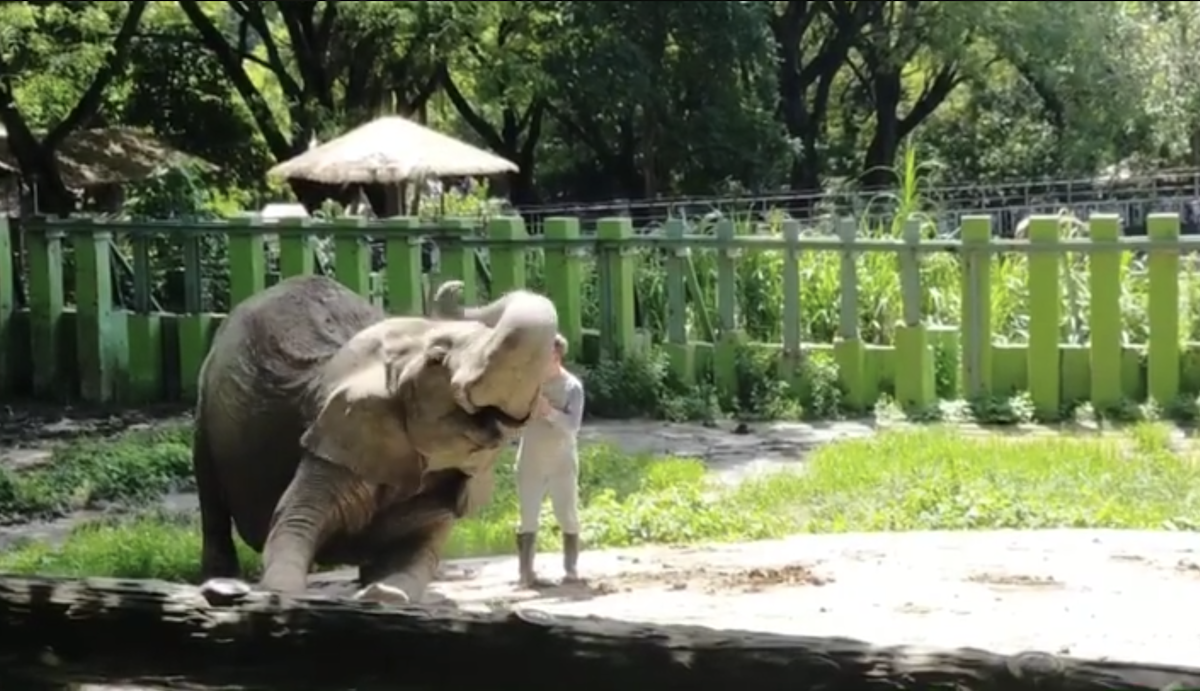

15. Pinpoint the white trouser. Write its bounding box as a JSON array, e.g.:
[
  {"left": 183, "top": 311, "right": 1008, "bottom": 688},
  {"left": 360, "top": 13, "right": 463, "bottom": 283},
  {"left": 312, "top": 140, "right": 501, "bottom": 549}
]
[{"left": 516, "top": 453, "right": 580, "bottom": 535}]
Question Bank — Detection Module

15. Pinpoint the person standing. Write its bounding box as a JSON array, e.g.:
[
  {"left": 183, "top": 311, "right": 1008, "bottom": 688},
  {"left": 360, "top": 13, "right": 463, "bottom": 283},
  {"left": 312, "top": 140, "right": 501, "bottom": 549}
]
[{"left": 515, "top": 333, "right": 586, "bottom": 587}]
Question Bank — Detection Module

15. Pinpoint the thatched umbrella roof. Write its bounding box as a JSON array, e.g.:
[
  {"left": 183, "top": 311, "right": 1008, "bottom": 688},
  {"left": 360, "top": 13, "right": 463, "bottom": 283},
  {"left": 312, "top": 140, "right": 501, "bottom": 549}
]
[
  {"left": 0, "top": 125, "right": 215, "bottom": 187},
  {"left": 267, "top": 116, "right": 519, "bottom": 184}
]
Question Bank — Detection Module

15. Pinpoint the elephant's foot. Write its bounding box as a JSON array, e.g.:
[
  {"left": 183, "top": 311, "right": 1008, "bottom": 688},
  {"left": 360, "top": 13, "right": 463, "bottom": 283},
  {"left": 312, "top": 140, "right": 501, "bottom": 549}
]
[
  {"left": 258, "top": 563, "right": 310, "bottom": 594},
  {"left": 354, "top": 582, "right": 412, "bottom": 605}
]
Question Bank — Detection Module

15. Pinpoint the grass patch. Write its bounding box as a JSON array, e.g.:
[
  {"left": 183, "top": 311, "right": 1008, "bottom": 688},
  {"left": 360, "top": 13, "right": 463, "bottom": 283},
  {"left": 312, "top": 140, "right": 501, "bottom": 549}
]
[
  {"left": 5, "top": 423, "right": 1200, "bottom": 582},
  {"left": 734, "top": 422, "right": 1200, "bottom": 531},
  {"left": 0, "top": 422, "right": 193, "bottom": 523}
]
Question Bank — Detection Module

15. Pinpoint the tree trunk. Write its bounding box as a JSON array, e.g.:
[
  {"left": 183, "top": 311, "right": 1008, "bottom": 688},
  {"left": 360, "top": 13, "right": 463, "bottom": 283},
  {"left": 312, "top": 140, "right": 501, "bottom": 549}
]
[
  {"left": 0, "top": 575, "right": 1197, "bottom": 691},
  {"left": 861, "top": 72, "right": 903, "bottom": 189}
]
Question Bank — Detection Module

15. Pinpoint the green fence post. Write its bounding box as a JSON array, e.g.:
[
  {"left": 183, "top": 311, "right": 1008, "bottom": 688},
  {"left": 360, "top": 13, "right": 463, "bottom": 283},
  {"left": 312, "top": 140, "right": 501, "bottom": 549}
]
[
  {"left": 1027, "top": 216, "right": 1061, "bottom": 419},
  {"left": 383, "top": 217, "right": 424, "bottom": 314},
  {"left": 894, "top": 217, "right": 934, "bottom": 410},
  {"left": 1147, "top": 213, "right": 1180, "bottom": 405},
  {"left": 1087, "top": 215, "right": 1123, "bottom": 410},
  {"left": 487, "top": 216, "right": 527, "bottom": 296},
  {"left": 126, "top": 230, "right": 162, "bottom": 403},
  {"left": 959, "top": 216, "right": 993, "bottom": 399},
  {"left": 25, "top": 222, "right": 66, "bottom": 398},
  {"left": 543, "top": 217, "right": 583, "bottom": 359},
  {"left": 713, "top": 219, "right": 743, "bottom": 397},
  {"left": 663, "top": 219, "right": 694, "bottom": 382},
  {"left": 779, "top": 219, "right": 802, "bottom": 386},
  {"left": 597, "top": 217, "right": 636, "bottom": 357},
  {"left": 834, "top": 218, "right": 866, "bottom": 411},
  {"left": 278, "top": 218, "right": 316, "bottom": 279},
  {"left": 177, "top": 230, "right": 211, "bottom": 402},
  {"left": 333, "top": 217, "right": 371, "bottom": 296},
  {"left": 73, "top": 221, "right": 126, "bottom": 403},
  {"left": 437, "top": 218, "right": 478, "bottom": 304},
  {"left": 0, "top": 216, "right": 12, "bottom": 396},
  {"left": 228, "top": 216, "right": 267, "bottom": 307}
]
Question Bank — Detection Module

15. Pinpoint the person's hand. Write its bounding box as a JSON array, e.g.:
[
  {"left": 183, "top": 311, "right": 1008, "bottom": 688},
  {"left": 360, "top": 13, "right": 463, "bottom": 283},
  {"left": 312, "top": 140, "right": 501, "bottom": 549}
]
[{"left": 536, "top": 395, "right": 552, "bottom": 418}]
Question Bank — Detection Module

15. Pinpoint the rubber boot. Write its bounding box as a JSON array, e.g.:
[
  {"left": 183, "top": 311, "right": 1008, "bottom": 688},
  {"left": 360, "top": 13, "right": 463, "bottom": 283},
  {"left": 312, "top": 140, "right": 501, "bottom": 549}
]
[
  {"left": 516, "top": 532, "right": 538, "bottom": 587},
  {"left": 562, "top": 533, "right": 581, "bottom": 583}
]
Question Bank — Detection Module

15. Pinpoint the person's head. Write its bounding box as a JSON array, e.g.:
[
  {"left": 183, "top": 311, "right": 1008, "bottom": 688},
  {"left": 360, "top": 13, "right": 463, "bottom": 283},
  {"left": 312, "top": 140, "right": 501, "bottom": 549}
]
[{"left": 545, "top": 333, "right": 567, "bottom": 378}]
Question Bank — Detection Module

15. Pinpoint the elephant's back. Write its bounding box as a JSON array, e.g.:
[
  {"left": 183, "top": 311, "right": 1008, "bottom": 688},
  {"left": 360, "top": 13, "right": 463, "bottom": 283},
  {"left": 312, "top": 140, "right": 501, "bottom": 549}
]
[
  {"left": 197, "top": 275, "right": 385, "bottom": 549},
  {"left": 209, "top": 275, "right": 385, "bottom": 386}
]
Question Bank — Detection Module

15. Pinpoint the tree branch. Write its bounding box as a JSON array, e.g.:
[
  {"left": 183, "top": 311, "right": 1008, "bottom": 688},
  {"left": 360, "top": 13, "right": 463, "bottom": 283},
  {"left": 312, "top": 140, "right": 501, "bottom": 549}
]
[
  {"left": 45, "top": 0, "right": 149, "bottom": 151},
  {"left": 440, "top": 65, "right": 505, "bottom": 152},
  {"left": 898, "top": 63, "right": 961, "bottom": 138},
  {"left": 277, "top": 2, "right": 332, "bottom": 108},
  {"left": 177, "top": 0, "right": 293, "bottom": 160},
  {"left": 520, "top": 99, "right": 546, "bottom": 162},
  {"left": 227, "top": 0, "right": 302, "bottom": 99}
]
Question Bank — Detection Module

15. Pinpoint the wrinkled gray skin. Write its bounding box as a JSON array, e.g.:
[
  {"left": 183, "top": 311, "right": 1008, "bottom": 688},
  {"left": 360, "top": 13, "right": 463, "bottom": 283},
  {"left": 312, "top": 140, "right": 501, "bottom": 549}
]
[{"left": 193, "top": 275, "right": 558, "bottom": 604}]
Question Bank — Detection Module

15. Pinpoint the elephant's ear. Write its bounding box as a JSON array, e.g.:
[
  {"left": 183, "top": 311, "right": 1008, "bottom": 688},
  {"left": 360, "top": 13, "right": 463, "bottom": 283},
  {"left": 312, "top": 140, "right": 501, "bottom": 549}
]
[{"left": 300, "top": 352, "right": 426, "bottom": 491}]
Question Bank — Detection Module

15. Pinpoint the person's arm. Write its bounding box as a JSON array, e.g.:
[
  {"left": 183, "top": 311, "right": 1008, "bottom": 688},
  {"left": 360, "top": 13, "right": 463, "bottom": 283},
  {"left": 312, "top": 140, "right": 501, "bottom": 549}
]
[{"left": 544, "top": 379, "right": 584, "bottom": 434}]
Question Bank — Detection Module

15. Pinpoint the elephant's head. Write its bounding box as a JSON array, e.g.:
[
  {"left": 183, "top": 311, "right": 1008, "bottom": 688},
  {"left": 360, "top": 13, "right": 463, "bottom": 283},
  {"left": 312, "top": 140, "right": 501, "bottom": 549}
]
[
  {"left": 427, "top": 285, "right": 560, "bottom": 421},
  {"left": 298, "top": 296, "right": 558, "bottom": 490}
]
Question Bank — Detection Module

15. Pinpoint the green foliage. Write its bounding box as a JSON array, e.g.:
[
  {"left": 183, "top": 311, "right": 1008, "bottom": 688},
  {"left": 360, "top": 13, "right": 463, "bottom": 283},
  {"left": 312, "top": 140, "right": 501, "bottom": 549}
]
[
  {"left": 577, "top": 344, "right": 844, "bottom": 423},
  {"left": 0, "top": 422, "right": 193, "bottom": 523},
  {"left": 7, "top": 0, "right": 1199, "bottom": 214},
  {"left": 578, "top": 348, "right": 717, "bottom": 422}
]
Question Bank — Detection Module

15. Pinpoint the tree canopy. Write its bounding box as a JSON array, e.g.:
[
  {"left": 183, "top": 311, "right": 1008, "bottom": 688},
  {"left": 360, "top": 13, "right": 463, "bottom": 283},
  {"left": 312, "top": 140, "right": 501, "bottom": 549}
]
[{"left": 0, "top": 0, "right": 1195, "bottom": 213}]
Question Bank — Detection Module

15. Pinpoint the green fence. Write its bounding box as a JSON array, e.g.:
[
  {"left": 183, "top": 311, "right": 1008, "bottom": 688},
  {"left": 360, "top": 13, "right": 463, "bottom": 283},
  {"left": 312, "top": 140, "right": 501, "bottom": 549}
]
[{"left": 0, "top": 212, "right": 1195, "bottom": 417}]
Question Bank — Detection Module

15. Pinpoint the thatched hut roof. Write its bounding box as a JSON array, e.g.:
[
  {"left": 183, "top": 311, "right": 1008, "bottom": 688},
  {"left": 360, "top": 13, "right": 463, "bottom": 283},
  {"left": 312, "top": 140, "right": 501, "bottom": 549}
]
[
  {"left": 267, "top": 116, "right": 518, "bottom": 184},
  {"left": 0, "top": 125, "right": 215, "bottom": 187}
]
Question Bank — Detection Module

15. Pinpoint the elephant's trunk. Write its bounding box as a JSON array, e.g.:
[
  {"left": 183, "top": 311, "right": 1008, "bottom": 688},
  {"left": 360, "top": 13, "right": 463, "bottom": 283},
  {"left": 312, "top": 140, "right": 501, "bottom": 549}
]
[
  {"left": 451, "top": 291, "right": 559, "bottom": 421},
  {"left": 260, "top": 458, "right": 375, "bottom": 592}
]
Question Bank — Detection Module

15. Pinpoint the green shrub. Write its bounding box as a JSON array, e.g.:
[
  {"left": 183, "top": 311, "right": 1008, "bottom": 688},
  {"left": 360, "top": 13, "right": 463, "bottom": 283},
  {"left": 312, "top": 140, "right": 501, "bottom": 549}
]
[{"left": 0, "top": 423, "right": 193, "bottom": 522}]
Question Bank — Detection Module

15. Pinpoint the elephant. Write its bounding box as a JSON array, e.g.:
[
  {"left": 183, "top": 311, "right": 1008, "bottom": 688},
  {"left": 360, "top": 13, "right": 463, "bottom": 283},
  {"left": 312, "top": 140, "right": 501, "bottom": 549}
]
[
  {"left": 430, "top": 279, "right": 514, "bottom": 324},
  {"left": 192, "top": 274, "right": 559, "bottom": 604}
]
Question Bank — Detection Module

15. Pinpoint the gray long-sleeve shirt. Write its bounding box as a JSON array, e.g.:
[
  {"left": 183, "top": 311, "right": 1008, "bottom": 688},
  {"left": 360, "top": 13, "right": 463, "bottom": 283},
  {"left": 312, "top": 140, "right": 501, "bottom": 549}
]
[{"left": 516, "top": 369, "right": 585, "bottom": 468}]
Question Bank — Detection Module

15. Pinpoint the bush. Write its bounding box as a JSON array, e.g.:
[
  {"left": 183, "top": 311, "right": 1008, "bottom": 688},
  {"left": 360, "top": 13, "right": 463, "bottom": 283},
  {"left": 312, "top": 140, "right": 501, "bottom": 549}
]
[
  {"left": 579, "top": 345, "right": 844, "bottom": 422},
  {"left": 0, "top": 423, "right": 193, "bottom": 523}
]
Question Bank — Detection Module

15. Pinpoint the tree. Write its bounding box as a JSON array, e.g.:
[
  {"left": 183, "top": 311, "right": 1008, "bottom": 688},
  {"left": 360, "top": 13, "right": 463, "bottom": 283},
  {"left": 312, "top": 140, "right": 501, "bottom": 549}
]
[
  {"left": 176, "top": 0, "right": 461, "bottom": 207},
  {"left": 440, "top": 2, "right": 550, "bottom": 204},
  {"left": 0, "top": 1, "right": 149, "bottom": 214}
]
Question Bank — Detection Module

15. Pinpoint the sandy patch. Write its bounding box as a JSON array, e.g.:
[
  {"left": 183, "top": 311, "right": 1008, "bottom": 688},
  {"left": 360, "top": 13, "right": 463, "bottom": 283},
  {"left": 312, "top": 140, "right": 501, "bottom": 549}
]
[{"left": 311, "top": 529, "right": 1200, "bottom": 667}]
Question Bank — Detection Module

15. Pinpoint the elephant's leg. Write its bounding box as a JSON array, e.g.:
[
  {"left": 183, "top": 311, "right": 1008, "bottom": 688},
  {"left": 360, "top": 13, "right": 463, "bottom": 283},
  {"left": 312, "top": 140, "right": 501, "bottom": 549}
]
[
  {"left": 353, "top": 471, "right": 465, "bottom": 604},
  {"left": 355, "top": 518, "right": 455, "bottom": 605},
  {"left": 260, "top": 458, "right": 374, "bottom": 593},
  {"left": 193, "top": 425, "right": 241, "bottom": 580}
]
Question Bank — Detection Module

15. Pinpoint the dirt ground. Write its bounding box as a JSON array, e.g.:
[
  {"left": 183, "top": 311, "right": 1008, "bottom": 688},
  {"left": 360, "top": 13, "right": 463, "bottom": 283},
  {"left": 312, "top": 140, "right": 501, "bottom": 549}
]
[{"left": 312, "top": 529, "right": 1200, "bottom": 667}]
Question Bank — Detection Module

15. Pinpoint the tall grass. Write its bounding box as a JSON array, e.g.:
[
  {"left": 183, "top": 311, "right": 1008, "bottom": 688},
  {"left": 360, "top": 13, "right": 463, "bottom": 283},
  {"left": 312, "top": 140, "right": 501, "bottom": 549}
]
[{"left": 502, "top": 142, "right": 1200, "bottom": 346}]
